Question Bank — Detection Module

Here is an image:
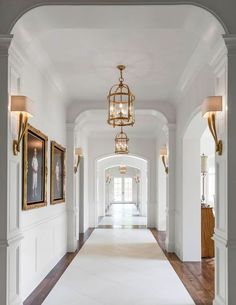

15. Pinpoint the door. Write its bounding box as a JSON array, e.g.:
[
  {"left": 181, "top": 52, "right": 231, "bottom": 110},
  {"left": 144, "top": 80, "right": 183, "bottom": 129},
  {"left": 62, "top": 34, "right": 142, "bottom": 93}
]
[{"left": 114, "top": 177, "right": 133, "bottom": 202}]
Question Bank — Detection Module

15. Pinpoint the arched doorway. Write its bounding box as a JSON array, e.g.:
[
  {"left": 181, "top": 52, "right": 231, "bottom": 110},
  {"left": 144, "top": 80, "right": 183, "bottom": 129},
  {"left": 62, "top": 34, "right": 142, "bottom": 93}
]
[{"left": 96, "top": 154, "right": 148, "bottom": 227}]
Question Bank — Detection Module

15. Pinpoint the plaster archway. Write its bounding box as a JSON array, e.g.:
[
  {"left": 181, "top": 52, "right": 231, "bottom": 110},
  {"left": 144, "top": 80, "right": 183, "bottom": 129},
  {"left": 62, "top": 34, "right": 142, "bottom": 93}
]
[
  {"left": 96, "top": 154, "right": 149, "bottom": 226},
  {"left": 2, "top": 1, "right": 230, "bottom": 35},
  {"left": 182, "top": 111, "right": 207, "bottom": 261}
]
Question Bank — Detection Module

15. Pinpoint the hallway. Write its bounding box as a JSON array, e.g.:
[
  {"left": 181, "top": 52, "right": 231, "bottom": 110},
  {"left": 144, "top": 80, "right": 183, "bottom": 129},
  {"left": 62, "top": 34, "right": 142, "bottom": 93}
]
[
  {"left": 1, "top": 3, "right": 234, "bottom": 305},
  {"left": 43, "top": 229, "right": 195, "bottom": 305},
  {"left": 99, "top": 203, "right": 147, "bottom": 227}
]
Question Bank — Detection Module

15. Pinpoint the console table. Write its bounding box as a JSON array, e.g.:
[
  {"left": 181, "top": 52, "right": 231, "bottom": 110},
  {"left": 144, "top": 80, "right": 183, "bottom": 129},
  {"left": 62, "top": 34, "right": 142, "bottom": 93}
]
[{"left": 201, "top": 207, "right": 215, "bottom": 258}]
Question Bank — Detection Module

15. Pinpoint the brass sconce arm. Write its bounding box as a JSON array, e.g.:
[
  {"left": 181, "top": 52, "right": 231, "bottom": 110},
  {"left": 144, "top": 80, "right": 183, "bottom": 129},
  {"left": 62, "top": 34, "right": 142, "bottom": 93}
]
[
  {"left": 202, "top": 96, "right": 223, "bottom": 156},
  {"left": 74, "top": 155, "right": 81, "bottom": 174},
  {"left": 161, "top": 155, "right": 169, "bottom": 174},
  {"left": 11, "top": 95, "right": 34, "bottom": 156},
  {"left": 207, "top": 113, "right": 223, "bottom": 155},
  {"left": 13, "top": 112, "right": 29, "bottom": 155}
]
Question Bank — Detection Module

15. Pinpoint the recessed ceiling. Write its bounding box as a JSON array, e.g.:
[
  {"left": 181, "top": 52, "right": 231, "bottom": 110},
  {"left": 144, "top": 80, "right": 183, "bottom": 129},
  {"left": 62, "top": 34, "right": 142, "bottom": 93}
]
[{"left": 12, "top": 5, "right": 224, "bottom": 107}]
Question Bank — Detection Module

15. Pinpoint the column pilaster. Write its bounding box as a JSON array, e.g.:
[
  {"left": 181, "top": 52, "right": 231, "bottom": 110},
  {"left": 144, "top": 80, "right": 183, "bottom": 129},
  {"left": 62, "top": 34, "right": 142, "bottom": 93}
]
[
  {"left": 0, "top": 34, "right": 24, "bottom": 305},
  {"left": 165, "top": 124, "right": 176, "bottom": 252},
  {"left": 66, "top": 123, "right": 78, "bottom": 252},
  {"left": 221, "top": 34, "right": 236, "bottom": 305}
]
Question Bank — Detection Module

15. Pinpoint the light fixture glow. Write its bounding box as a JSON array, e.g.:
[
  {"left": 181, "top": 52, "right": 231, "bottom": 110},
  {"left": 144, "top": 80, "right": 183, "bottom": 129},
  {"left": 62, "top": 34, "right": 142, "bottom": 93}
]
[
  {"left": 202, "top": 96, "right": 223, "bottom": 155},
  {"left": 119, "top": 165, "right": 127, "bottom": 174},
  {"left": 11, "top": 95, "right": 34, "bottom": 155},
  {"left": 160, "top": 146, "right": 168, "bottom": 174}
]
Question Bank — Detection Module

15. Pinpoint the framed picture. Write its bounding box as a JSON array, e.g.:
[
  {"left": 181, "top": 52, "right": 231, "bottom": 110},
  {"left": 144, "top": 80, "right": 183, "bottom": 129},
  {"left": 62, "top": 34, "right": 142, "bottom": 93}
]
[
  {"left": 22, "top": 124, "right": 48, "bottom": 210},
  {"left": 50, "top": 141, "right": 66, "bottom": 204}
]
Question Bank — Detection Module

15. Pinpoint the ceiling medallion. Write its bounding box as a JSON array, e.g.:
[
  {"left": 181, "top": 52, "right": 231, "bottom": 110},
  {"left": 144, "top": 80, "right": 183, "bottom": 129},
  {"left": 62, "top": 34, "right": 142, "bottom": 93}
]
[
  {"left": 119, "top": 165, "right": 127, "bottom": 175},
  {"left": 107, "top": 65, "right": 135, "bottom": 127},
  {"left": 115, "top": 126, "right": 129, "bottom": 154}
]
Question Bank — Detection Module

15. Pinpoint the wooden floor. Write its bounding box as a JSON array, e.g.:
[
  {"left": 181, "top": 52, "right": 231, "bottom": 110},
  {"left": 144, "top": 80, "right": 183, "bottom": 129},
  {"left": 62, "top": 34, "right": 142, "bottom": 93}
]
[
  {"left": 24, "top": 228, "right": 214, "bottom": 305},
  {"left": 150, "top": 229, "right": 215, "bottom": 305},
  {"left": 23, "top": 228, "right": 94, "bottom": 305}
]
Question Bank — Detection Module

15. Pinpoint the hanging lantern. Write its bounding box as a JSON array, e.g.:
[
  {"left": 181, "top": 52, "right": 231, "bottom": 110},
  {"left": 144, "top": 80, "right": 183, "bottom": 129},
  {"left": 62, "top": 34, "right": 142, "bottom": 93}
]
[
  {"left": 107, "top": 65, "right": 135, "bottom": 127},
  {"left": 115, "top": 127, "right": 129, "bottom": 154},
  {"left": 119, "top": 165, "right": 127, "bottom": 174}
]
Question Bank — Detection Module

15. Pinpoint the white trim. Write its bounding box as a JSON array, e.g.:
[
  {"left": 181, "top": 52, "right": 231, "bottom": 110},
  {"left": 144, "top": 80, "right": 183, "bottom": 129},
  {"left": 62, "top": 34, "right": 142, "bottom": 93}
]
[{"left": 20, "top": 210, "right": 67, "bottom": 233}]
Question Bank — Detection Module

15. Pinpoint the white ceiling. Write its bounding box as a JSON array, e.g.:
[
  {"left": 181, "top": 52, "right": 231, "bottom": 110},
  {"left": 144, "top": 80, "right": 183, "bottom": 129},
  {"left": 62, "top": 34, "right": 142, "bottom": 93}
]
[
  {"left": 12, "top": 5, "right": 224, "bottom": 107},
  {"left": 76, "top": 110, "right": 165, "bottom": 138}
]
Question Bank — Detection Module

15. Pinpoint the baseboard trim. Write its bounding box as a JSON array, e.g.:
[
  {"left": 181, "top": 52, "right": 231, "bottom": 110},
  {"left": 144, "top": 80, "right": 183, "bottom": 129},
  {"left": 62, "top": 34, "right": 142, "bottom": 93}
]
[
  {"left": 23, "top": 228, "right": 94, "bottom": 305},
  {"left": 213, "top": 296, "right": 226, "bottom": 305}
]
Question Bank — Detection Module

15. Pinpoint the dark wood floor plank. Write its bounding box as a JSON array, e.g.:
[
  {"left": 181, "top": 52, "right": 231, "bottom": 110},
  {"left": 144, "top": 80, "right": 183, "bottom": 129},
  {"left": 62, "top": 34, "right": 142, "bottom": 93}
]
[
  {"left": 23, "top": 228, "right": 94, "bottom": 305},
  {"left": 150, "top": 229, "right": 214, "bottom": 305},
  {"left": 23, "top": 228, "right": 214, "bottom": 305}
]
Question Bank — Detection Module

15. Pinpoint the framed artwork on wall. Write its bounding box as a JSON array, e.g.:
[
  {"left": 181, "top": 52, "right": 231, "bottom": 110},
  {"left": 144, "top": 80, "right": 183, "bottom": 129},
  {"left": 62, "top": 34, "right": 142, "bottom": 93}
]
[
  {"left": 22, "top": 124, "right": 48, "bottom": 210},
  {"left": 50, "top": 141, "right": 66, "bottom": 204}
]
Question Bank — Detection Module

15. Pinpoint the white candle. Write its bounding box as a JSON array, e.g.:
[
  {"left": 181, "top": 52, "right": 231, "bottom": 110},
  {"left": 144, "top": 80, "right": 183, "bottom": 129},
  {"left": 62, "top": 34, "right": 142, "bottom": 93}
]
[{"left": 201, "top": 154, "right": 208, "bottom": 173}]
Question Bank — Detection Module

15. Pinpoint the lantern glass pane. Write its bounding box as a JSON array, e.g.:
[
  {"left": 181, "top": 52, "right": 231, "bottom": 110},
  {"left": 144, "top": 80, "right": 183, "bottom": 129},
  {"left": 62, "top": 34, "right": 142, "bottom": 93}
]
[{"left": 107, "top": 67, "right": 135, "bottom": 127}]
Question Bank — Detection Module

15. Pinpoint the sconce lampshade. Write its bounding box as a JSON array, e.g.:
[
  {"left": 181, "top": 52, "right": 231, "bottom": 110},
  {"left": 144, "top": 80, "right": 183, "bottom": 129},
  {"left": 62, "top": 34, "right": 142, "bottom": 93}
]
[
  {"left": 75, "top": 147, "right": 83, "bottom": 156},
  {"left": 160, "top": 146, "right": 168, "bottom": 156},
  {"left": 11, "top": 95, "right": 34, "bottom": 117},
  {"left": 202, "top": 96, "right": 222, "bottom": 118}
]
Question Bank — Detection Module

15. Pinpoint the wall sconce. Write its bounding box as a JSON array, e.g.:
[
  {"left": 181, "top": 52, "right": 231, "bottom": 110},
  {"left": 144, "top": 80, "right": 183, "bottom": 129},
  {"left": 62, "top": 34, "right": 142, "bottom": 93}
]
[
  {"left": 74, "top": 147, "right": 83, "bottom": 174},
  {"left": 134, "top": 175, "right": 140, "bottom": 183},
  {"left": 160, "top": 146, "right": 168, "bottom": 174},
  {"left": 202, "top": 96, "right": 223, "bottom": 155},
  {"left": 11, "top": 95, "right": 34, "bottom": 155},
  {"left": 106, "top": 174, "right": 112, "bottom": 183}
]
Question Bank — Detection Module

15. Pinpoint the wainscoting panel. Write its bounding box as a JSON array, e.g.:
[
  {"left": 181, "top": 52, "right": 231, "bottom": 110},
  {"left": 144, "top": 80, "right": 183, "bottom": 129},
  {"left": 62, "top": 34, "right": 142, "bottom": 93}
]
[
  {"left": 8, "top": 160, "right": 20, "bottom": 235},
  {"left": 21, "top": 213, "right": 67, "bottom": 300},
  {"left": 8, "top": 243, "right": 21, "bottom": 305}
]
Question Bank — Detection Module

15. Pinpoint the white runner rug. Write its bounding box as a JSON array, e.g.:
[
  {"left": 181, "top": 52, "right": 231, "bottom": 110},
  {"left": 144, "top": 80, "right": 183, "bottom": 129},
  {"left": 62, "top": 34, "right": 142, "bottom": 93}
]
[{"left": 43, "top": 229, "right": 195, "bottom": 305}]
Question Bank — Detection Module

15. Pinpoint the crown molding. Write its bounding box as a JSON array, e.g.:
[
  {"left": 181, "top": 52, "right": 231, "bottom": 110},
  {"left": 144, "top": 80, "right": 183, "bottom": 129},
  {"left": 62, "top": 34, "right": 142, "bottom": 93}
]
[
  {"left": 223, "top": 34, "right": 236, "bottom": 55},
  {"left": 0, "top": 34, "right": 13, "bottom": 55},
  {"left": 176, "top": 41, "right": 210, "bottom": 94},
  {"left": 9, "top": 39, "right": 66, "bottom": 99},
  {"left": 209, "top": 38, "right": 227, "bottom": 76}
]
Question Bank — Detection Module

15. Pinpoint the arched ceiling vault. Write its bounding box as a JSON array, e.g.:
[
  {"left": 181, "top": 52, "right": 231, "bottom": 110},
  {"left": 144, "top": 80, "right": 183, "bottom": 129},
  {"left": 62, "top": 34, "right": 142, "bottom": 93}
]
[
  {"left": 7, "top": 4, "right": 226, "bottom": 125},
  {"left": 0, "top": 1, "right": 232, "bottom": 34}
]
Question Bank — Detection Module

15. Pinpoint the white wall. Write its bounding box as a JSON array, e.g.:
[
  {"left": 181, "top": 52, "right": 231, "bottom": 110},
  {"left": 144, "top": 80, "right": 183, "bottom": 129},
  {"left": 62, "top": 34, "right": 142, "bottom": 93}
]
[
  {"left": 157, "top": 158, "right": 167, "bottom": 231},
  {"left": 74, "top": 129, "right": 89, "bottom": 233},
  {"left": 9, "top": 46, "right": 68, "bottom": 300},
  {"left": 156, "top": 130, "right": 168, "bottom": 231},
  {"left": 174, "top": 65, "right": 215, "bottom": 260}
]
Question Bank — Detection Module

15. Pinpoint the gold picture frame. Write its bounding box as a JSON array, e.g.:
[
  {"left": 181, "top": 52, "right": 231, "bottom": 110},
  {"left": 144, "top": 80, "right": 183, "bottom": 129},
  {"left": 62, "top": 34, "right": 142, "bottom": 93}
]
[
  {"left": 22, "top": 124, "right": 48, "bottom": 210},
  {"left": 50, "top": 141, "right": 66, "bottom": 204}
]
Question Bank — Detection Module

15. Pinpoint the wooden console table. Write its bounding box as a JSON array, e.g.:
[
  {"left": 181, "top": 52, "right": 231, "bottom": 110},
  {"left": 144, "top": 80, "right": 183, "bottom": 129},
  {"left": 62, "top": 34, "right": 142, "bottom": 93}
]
[{"left": 201, "top": 207, "right": 215, "bottom": 258}]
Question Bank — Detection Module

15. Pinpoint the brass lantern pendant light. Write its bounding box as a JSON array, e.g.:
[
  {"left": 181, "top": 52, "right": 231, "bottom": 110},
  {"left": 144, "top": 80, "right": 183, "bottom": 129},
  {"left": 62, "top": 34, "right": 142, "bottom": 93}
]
[
  {"left": 107, "top": 65, "right": 135, "bottom": 127},
  {"left": 119, "top": 165, "right": 127, "bottom": 174},
  {"left": 115, "top": 126, "right": 129, "bottom": 154}
]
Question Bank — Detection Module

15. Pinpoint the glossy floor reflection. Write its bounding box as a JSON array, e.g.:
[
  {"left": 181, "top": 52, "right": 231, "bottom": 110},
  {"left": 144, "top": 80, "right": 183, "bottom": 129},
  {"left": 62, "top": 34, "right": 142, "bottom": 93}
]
[{"left": 99, "top": 203, "right": 147, "bottom": 227}]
